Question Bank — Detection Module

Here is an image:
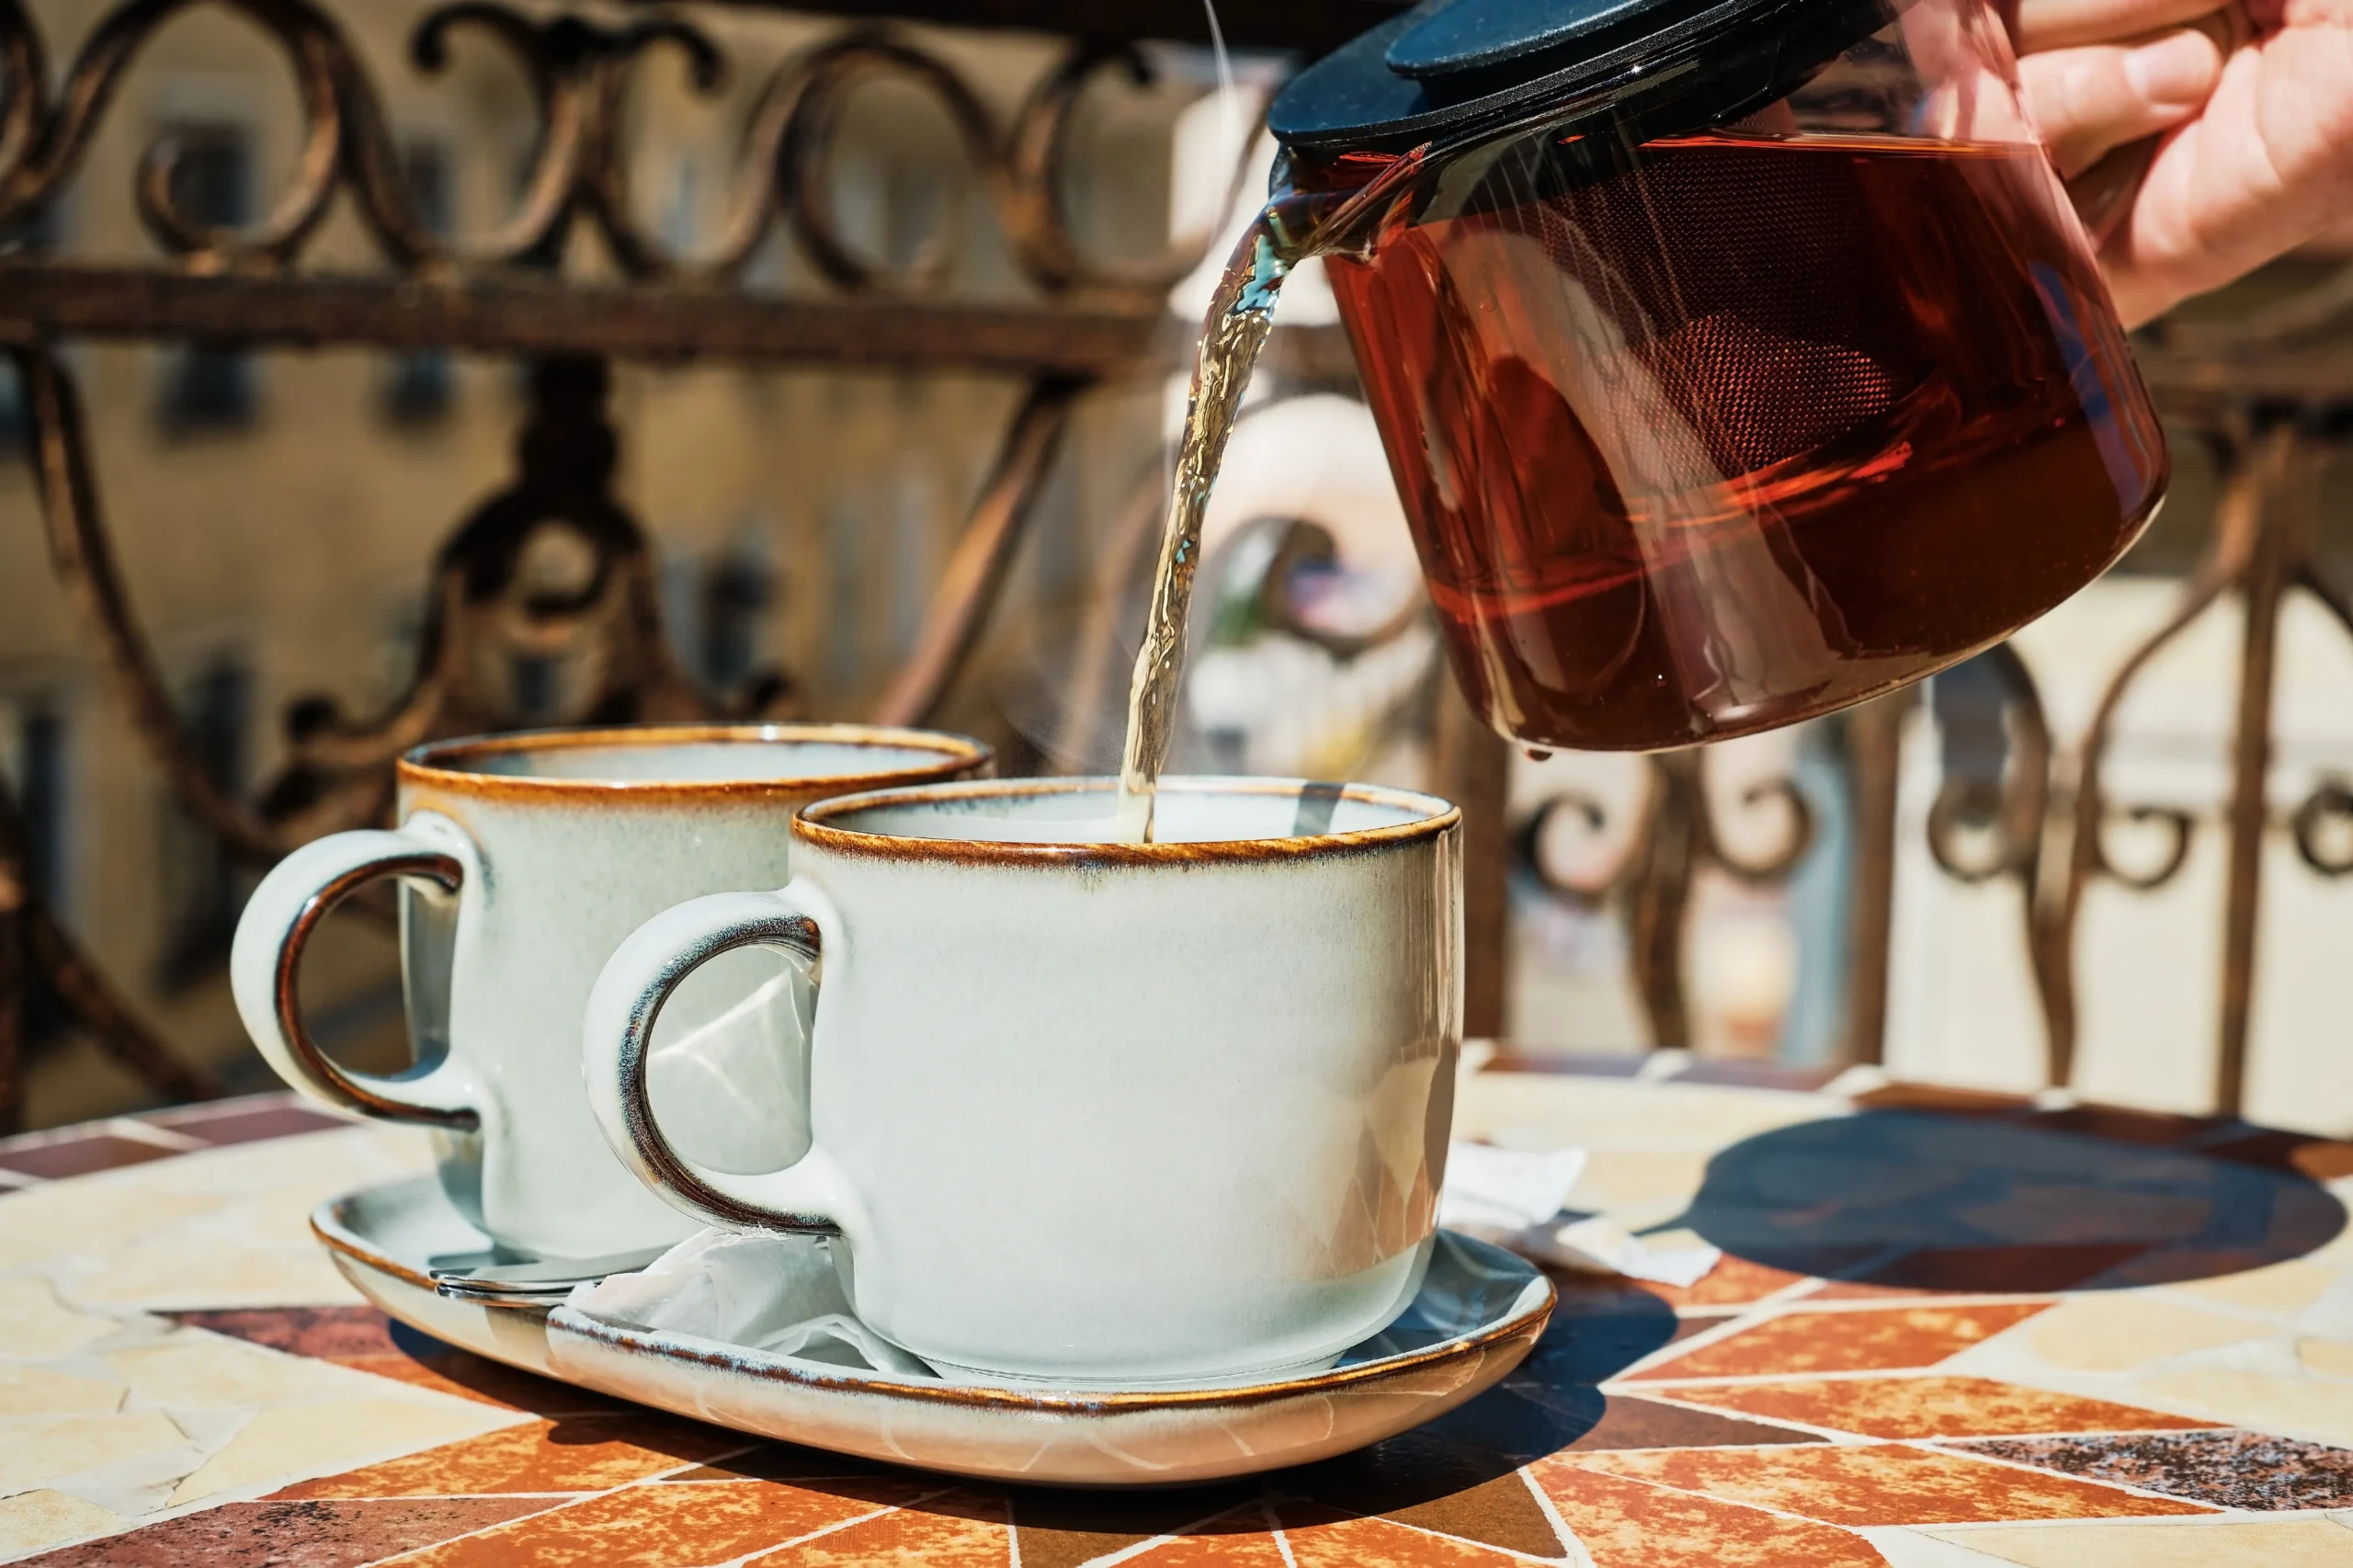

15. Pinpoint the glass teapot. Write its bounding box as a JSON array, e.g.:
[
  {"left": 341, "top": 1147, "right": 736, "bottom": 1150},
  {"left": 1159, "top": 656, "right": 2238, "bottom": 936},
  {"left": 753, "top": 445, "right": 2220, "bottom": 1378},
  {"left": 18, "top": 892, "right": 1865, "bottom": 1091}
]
[{"left": 1267, "top": 0, "right": 2168, "bottom": 752}]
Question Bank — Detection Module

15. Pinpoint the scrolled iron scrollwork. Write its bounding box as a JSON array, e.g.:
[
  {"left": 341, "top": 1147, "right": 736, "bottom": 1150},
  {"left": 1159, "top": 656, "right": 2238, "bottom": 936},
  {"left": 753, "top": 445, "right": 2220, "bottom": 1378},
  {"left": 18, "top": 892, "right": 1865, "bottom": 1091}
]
[
  {"left": 0, "top": 0, "right": 1245, "bottom": 296},
  {"left": 0, "top": 0, "right": 355, "bottom": 267},
  {"left": 2290, "top": 778, "right": 2353, "bottom": 879},
  {"left": 1950, "top": 416, "right": 2353, "bottom": 1111},
  {"left": 1516, "top": 750, "right": 1815, "bottom": 1051},
  {"left": 1516, "top": 791, "right": 1611, "bottom": 909},
  {"left": 2093, "top": 802, "right": 2198, "bottom": 892}
]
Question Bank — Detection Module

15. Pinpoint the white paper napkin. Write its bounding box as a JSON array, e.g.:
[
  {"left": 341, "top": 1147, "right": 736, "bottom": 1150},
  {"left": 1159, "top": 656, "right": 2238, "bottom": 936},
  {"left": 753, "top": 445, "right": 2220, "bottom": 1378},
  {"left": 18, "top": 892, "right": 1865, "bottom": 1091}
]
[
  {"left": 1439, "top": 1140, "right": 1722, "bottom": 1288},
  {"left": 566, "top": 1229, "right": 935, "bottom": 1376},
  {"left": 1438, "top": 1142, "right": 1590, "bottom": 1234}
]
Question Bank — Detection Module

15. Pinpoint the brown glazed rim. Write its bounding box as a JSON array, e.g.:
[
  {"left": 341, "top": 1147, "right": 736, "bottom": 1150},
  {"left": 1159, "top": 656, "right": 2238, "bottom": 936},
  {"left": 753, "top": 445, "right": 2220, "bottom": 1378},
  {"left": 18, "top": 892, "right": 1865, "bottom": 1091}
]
[
  {"left": 793, "top": 775, "right": 1461, "bottom": 866},
  {"left": 397, "top": 723, "right": 990, "bottom": 805},
  {"left": 313, "top": 1194, "right": 438, "bottom": 1294},
  {"left": 551, "top": 1264, "right": 1553, "bottom": 1415},
  {"left": 313, "top": 1194, "right": 1554, "bottom": 1416}
]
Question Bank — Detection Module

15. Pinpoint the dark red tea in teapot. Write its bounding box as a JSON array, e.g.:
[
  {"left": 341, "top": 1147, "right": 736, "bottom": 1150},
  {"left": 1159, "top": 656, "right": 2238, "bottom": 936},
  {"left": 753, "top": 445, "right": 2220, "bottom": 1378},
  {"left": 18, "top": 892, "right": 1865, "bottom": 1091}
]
[{"left": 1322, "top": 130, "right": 2166, "bottom": 750}]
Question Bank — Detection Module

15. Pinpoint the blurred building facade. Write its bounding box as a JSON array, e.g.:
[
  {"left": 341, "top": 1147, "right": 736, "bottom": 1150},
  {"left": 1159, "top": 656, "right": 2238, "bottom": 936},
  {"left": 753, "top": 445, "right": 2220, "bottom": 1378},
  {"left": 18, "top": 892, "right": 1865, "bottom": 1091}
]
[{"left": 0, "top": 0, "right": 1203, "bottom": 1125}]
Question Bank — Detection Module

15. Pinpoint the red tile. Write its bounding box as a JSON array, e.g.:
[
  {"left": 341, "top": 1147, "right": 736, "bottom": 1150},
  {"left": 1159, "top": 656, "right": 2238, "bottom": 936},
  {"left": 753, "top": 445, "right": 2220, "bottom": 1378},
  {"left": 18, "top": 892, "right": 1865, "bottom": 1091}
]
[
  {"left": 393, "top": 1478, "right": 901, "bottom": 1566},
  {"left": 1563, "top": 1442, "right": 2217, "bottom": 1525},
  {"left": 1290, "top": 1427, "right": 1558, "bottom": 1554},
  {"left": 1530, "top": 1463, "right": 1891, "bottom": 1567},
  {"left": 1383, "top": 1471, "right": 1564, "bottom": 1558},
  {"left": 1630, "top": 1302, "right": 2050, "bottom": 1379},
  {"left": 1276, "top": 1500, "right": 1541, "bottom": 1566},
  {"left": 176, "top": 1306, "right": 620, "bottom": 1416},
  {"left": 0, "top": 1132, "right": 179, "bottom": 1179},
  {"left": 1121, "top": 1507, "right": 1291, "bottom": 1566},
  {"left": 1654, "top": 1376, "right": 2220, "bottom": 1440},
  {"left": 1849, "top": 1083, "right": 2031, "bottom": 1117},
  {"left": 145, "top": 1096, "right": 350, "bottom": 1145},
  {"left": 17, "top": 1496, "right": 552, "bottom": 1567},
  {"left": 1295, "top": 1465, "right": 1564, "bottom": 1559},
  {"left": 747, "top": 1487, "right": 1011, "bottom": 1566},
  {"left": 1562, "top": 1393, "right": 1824, "bottom": 1451},
  {"left": 1669, "top": 1312, "right": 1740, "bottom": 1342},
  {"left": 273, "top": 1415, "right": 750, "bottom": 1499},
  {"left": 1012, "top": 1487, "right": 1257, "bottom": 1568},
  {"left": 171, "top": 1307, "right": 403, "bottom": 1360}
]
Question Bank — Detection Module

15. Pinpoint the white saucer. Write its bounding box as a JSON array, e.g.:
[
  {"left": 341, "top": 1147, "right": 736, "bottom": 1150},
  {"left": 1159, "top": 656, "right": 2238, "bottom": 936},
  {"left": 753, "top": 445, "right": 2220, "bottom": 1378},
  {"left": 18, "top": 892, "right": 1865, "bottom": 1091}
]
[
  {"left": 315, "top": 1176, "right": 1554, "bottom": 1486},
  {"left": 313, "top": 1176, "right": 581, "bottom": 1377}
]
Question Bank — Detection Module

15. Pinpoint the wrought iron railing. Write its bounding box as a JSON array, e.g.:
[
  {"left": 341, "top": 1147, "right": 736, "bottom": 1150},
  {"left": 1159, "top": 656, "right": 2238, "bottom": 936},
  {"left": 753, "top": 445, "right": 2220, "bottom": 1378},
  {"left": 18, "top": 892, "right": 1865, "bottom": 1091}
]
[{"left": 1, "top": 0, "right": 2347, "bottom": 1131}]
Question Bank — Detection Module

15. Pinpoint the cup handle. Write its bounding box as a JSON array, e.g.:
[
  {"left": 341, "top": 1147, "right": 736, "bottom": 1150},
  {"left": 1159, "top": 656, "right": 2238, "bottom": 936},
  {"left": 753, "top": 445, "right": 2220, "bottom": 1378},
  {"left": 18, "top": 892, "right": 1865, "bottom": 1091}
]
[
  {"left": 582, "top": 881, "right": 855, "bottom": 1235},
  {"left": 230, "top": 816, "right": 481, "bottom": 1129}
]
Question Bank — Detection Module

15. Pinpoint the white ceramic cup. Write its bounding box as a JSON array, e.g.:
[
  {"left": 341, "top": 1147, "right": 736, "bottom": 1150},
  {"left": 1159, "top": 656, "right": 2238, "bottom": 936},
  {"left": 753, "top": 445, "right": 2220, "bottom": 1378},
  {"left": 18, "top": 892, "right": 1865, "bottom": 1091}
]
[
  {"left": 231, "top": 723, "right": 989, "bottom": 1260},
  {"left": 583, "top": 776, "right": 1464, "bottom": 1383}
]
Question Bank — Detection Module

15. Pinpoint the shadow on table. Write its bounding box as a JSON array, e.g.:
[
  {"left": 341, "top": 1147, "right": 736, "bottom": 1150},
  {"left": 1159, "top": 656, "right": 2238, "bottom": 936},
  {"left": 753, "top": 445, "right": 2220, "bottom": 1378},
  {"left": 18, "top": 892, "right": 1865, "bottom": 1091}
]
[
  {"left": 1007, "top": 1280, "right": 1671, "bottom": 1555},
  {"left": 1246, "top": 1276, "right": 1675, "bottom": 1519},
  {"left": 1678, "top": 1104, "right": 2348, "bottom": 1292}
]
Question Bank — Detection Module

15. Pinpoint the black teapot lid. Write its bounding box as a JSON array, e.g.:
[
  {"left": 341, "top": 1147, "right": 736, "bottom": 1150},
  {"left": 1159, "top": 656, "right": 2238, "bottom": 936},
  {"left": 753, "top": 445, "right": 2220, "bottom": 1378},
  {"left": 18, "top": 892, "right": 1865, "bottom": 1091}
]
[{"left": 1269, "top": 0, "right": 1896, "bottom": 153}]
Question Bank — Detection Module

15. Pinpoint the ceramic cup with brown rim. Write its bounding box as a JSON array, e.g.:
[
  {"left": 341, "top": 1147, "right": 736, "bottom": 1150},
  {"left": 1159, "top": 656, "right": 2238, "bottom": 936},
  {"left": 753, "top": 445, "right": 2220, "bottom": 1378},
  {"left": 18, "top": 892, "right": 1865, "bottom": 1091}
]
[
  {"left": 582, "top": 776, "right": 1463, "bottom": 1384},
  {"left": 231, "top": 724, "right": 990, "bottom": 1261}
]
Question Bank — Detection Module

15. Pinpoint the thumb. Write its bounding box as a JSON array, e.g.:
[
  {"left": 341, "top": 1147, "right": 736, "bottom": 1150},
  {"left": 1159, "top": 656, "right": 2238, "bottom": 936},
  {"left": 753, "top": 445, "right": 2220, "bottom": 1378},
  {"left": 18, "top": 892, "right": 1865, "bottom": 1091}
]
[{"left": 2018, "top": 27, "right": 2225, "bottom": 176}]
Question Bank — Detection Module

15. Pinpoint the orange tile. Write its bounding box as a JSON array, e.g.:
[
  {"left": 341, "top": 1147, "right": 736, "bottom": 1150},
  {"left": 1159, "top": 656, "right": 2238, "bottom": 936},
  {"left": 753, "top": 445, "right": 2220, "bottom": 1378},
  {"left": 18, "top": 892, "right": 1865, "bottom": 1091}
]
[
  {"left": 392, "top": 1478, "right": 895, "bottom": 1566},
  {"left": 1642, "top": 1256, "right": 1813, "bottom": 1311},
  {"left": 1563, "top": 1443, "right": 2216, "bottom": 1526},
  {"left": 1631, "top": 1303, "right": 2050, "bottom": 1380},
  {"left": 1121, "top": 1508, "right": 1291, "bottom": 1567},
  {"left": 2289, "top": 1139, "right": 2353, "bottom": 1180},
  {"left": 1014, "top": 1492, "right": 1261, "bottom": 1568},
  {"left": 1654, "top": 1376, "right": 2220, "bottom": 1439},
  {"left": 1531, "top": 1463, "right": 1891, "bottom": 1566},
  {"left": 748, "top": 1487, "right": 1011, "bottom": 1566},
  {"left": 1851, "top": 1083, "right": 2031, "bottom": 1115},
  {"left": 1124, "top": 1538, "right": 1292, "bottom": 1565},
  {"left": 273, "top": 1415, "right": 749, "bottom": 1499},
  {"left": 1276, "top": 1501, "right": 1541, "bottom": 1566},
  {"left": 1802, "top": 1282, "right": 1948, "bottom": 1301}
]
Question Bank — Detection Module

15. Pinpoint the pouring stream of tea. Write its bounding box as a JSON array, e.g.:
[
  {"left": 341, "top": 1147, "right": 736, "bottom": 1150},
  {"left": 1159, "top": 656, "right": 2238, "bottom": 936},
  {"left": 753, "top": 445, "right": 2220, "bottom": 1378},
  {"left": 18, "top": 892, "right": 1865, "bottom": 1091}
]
[
  {"left": 1111, "top": 166, "right": 1415, "bottom": 843},
  {"left": 1110, "top": 211, "right": 1291, "bottom": 843}
]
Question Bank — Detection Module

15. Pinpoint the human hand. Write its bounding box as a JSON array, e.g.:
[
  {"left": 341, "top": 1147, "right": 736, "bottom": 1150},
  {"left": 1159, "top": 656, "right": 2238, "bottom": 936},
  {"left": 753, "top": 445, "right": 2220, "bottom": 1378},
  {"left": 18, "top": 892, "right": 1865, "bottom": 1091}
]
[{"left": 2013, "top": 0, "right": 2353, "bottom": 324}]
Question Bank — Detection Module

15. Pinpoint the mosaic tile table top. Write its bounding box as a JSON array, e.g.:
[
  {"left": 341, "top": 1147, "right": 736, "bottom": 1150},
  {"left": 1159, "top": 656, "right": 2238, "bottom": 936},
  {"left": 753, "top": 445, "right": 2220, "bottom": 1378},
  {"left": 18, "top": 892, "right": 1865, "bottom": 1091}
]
[{"left": 1, "top": 1060, "right": 2351, "bottom": 1566}]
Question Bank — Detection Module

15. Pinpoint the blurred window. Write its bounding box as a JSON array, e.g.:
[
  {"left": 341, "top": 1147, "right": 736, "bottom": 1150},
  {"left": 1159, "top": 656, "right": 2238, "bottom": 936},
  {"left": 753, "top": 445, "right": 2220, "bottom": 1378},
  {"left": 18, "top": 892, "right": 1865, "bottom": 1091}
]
[
  {"left": 4, "top": 701, "right": 69, "bottom": 1041},
  {"left": 156, "top": 124, "right": 257, "bottom": 435},
  {"left": 699, "top": 538, "right": 777, "bottom": 696},
  {"left": 0, "top": 200, "right": 63, "bottom": 452},
  {"left": 383, "top": 141, "right": 455, "bottom": 425},
  {"left": 156, "top": 658, "right": 251, "bottom": 989}
]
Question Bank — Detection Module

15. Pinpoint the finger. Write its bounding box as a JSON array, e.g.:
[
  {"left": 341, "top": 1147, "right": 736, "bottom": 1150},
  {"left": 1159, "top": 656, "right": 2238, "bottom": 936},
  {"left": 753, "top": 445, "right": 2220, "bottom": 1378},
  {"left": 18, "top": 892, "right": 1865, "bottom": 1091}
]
[
  {"left": 2103, "top": 16, "right": 2353, "bottom": 324},
  {"left": 2013, "top": 0, "right": 2233, "bottom": 52},
  {"left": 2018, "top": 28, "right": 2224, "bottom": 176}
]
